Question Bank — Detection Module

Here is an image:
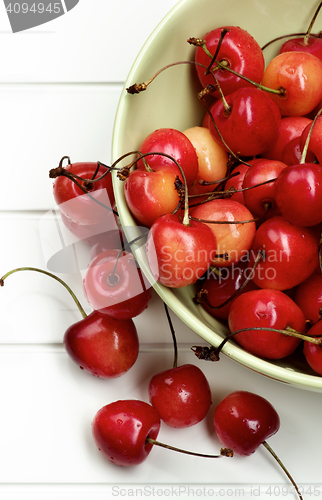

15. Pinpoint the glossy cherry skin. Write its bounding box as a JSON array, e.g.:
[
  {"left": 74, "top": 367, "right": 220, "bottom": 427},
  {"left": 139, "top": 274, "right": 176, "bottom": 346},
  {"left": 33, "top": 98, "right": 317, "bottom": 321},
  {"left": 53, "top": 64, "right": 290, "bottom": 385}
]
[
  {"left": 250, "top": 216, "right": 320, "bottom": 290},
  {"left": 279, "top": 36, "right": 322, "bottom": 61},
  {"left": 201, "top": 262, "right": 259, "bottom": 321},
  {"left": 63, "top": 311, "right": 139, "bottom": 378},
  {"left": 275, "top": 163, "right": 322, "bottom": 227},
  {"left": 208, "top": 87, "right": 281, "bottom": 157},
  {"left": 148, "top": 364, "right": 212, "bottom": 428},
  {"left": 294, "top": 274, "right": 322, "bottom": 325},
  {"left": 124, "top": 167, "right": 180, "bottom": 228},
  {"left": 224, "top": 161, "right": 261, "bottom": 205},
  {"left": 195, "top": 25, "right": 265, "bottom": 98},
  {"left": 261, "top": 116, "right": 312, "bottom": 161},
  {"left": 214, "top": 391, "right": 280, "bottom": 456},
  {"left": 136, "top": 128, "right": 198, "bottom": 187},
  {"left": 92, "top": 400, "right": 161, "bottom": 466},
  {"left": 83, "top": 249, "right": 152, "bottom": 319},
  {"left": 300, "top": 116, "right": 322, "bottom": 163},
  {"left": 281, "top": 137, "right": 313, "bottom": 166},
  {"left": 183, "top": 126, "right": 228, "bottom": 200},
  {"left": 145, "top": 213, "right": 217, "bottom": 288},
  {"left": 261, "top": 51, "right": 322, "bottom": 116},
  {"left": 242, "top": 159, "right": 287, "bottom": 218},
  {"left": 53, "top": 162, "right": 115, "bottom": 225},
  {"left": 191, "top": 199, "right": 256, "bottom": 267},
  {"left": 303, "top": 320, "right": 322, "bottom": 375},
  {"left": 228, "top": 288, "right": 305, "bottom": 359}
]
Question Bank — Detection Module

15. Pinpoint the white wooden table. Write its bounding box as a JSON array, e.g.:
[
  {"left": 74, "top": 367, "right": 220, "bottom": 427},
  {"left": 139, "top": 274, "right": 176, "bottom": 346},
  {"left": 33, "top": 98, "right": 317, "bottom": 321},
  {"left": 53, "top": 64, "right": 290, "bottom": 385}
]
[{"left": 0, "top": 1, "right": 321, "bottom": 498}]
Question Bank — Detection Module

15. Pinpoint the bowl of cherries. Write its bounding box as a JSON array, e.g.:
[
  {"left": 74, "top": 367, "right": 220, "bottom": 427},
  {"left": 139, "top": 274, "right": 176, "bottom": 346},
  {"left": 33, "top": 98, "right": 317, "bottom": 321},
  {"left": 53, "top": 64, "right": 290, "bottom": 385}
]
[{"left": 111, "top": 0, "right": 322, "bottom": 392}]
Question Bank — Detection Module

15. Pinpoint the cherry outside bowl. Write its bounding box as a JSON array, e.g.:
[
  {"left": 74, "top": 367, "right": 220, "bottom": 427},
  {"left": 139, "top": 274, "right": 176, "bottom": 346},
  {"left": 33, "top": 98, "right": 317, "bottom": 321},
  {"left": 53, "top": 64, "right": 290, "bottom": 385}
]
[{"left": 111, "top": 0, "right": 322, "bottom": 392}]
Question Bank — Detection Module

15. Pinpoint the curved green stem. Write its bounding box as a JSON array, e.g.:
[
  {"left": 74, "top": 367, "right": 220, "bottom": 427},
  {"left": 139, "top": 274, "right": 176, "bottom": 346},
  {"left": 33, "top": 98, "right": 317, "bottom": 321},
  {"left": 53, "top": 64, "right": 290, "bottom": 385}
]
[{"left": 0, "top": 267, "right": 87, "bottom": 319}]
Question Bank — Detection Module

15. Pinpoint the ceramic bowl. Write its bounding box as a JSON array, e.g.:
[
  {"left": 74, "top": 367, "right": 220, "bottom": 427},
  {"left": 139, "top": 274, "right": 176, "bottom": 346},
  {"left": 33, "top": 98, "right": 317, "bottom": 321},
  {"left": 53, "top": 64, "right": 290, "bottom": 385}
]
[{"left": 111, "top": 0, "right": 322, "bottom": 392}]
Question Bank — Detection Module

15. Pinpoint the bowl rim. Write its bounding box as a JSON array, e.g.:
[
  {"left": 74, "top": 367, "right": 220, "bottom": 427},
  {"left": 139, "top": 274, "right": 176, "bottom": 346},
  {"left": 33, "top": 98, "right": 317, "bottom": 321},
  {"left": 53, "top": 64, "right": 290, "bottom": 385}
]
[{"left": 111, "top": 0, "right": 322, "bottom": 392}]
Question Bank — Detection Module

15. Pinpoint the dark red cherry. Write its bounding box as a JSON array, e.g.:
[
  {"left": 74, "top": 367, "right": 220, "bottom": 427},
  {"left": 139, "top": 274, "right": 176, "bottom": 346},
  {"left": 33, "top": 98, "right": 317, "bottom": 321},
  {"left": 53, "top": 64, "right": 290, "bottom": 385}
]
[
  {"left": 214, "top": 391, "right": 280, "bottom": 456},
  {"left": 148, "top": 364, "right": 212, "bottom": 428},
  {"left": 92, "top": 400, "right": 161, "bottom": 466}
]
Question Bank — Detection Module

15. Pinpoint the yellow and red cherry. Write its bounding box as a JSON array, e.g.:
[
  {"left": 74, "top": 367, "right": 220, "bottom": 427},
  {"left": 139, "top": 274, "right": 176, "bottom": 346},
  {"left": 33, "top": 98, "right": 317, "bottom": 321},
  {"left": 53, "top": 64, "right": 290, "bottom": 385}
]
[
  {"left": 124, "top": 167, "right": 180, "bottom": 227},
  {"left": 261, "top": 51, "right": 322, "bottom": 116},
  {"left": 190, "top": 198, "right": 256, "bottom": 267}
]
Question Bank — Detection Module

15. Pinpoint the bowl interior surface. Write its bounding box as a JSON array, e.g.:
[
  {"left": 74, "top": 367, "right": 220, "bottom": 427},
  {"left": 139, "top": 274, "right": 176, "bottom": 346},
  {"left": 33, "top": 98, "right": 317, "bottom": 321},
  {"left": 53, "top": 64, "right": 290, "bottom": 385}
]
[{"left": 111, "top": 0, "right": 322, "bottom": 392}]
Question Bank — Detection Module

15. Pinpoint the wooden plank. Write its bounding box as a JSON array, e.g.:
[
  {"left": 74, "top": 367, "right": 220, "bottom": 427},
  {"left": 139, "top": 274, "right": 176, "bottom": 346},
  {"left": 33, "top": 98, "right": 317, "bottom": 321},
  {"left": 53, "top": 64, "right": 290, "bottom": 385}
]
[
  {"left": 0, "top": 84, "right": 122, "bottom": 210},
  {"left": 0, "top": 346, "right": 319, "bottom": 486}
]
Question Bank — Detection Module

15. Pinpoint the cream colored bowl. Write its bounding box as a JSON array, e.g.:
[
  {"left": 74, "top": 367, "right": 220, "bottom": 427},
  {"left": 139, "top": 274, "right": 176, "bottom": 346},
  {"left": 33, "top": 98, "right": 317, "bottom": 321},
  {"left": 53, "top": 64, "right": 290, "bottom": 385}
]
[{"left": 112, "top": 0, "right": 322, "bottom": 391}]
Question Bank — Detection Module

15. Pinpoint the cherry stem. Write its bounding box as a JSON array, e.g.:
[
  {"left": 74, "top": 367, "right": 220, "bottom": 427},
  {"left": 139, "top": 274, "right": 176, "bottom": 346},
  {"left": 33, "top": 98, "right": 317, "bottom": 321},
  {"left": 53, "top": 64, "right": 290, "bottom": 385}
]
[
  {"left": 200, "top": 97, "right": 249, "bottom": 165},
  {"left": 163, "top": 302, "right": 178, "bottom": 369},
  {"left": 189, "top": 215, "right": 258, "bottom": 225},
  {"left": 261, "top": 32, "right": 321, "bottom": 51},
  {"left": 198, "top": 170, "right": 240, "bottom": 187},
  {"left": 204, "top": 325, "right": 322, "bottom": 362},
  {"left": 0, "top": 267, "right": 87, "bottom": 319},
  {"left": 146, "top": 437, "right": 233, "bottom": 459},
  {"left": 205, "top": 28, "right": 230, "bottom": 75},
  {"left": 194, "top": 249, "right": 264, "bottom": 309},
  {"left": 300, "top": 106, "right": 322, "bottom": 163},
  {"left": 211, "top": 59, "right": 285, "bottom": 96},
  {"left": 262, "top": 441, "right": 303, "bottom": 500},
  {"left": 304, "top": 0, "right": 322, "bottom": 45},
  {"left": 126, "top": 60, "right": 206, "bottom": 94}
]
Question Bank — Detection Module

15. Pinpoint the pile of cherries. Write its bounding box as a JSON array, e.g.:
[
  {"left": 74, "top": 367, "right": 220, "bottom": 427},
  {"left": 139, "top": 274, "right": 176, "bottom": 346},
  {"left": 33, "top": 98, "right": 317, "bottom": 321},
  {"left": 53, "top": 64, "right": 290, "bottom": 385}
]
[{"left": 3, "top": 3, "right": 322, "bottom": 498}]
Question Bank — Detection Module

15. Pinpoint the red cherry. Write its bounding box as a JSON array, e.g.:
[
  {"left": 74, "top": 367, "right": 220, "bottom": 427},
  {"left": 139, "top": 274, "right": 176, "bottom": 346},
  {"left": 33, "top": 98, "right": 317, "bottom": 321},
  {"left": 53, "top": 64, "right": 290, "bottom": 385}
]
[
  {"left": 250, "top": 216, "right": 320, "bottom": 290},
  {"left": 294, "top": 274, "right": 322, "bottom": 325},
  {"left": 200, "top": 261, "right": 258, "bottom": 321},
  {"left": 59, "top": 210, "right": 120, "bottom": 247},
  {"left": 145, "top": 213, "right": 217, "bottom": 288},
  {"left": 52, "top": 162, "right": 115, "bottom": 225},
  {"left": 136, "top": 128, "right": 198, "bottom": 187},
  {"left": 228, "top": 288, "right": 305, "bottom": 359},
  {"left": 64, "top": 311, "right": 139, "bottom": 378},
  {"left": 242, "top": 159, "right": 287, "bottom": 218},
  {"left": 83, "top": 249, "right": 152, "bottom": 319},
  {"left": 92, "top": 400, "right": 161, "bottom": 466},
  {"left": 303, "top": 320, "right": 322, "bottom": 375},
  {"left": 124, "top": 167, "right": 180, "bottom": 227},
  {"left": 208, "top": 87, "right": 281, "bottom": 157},
  {"left": 223, "top": 162, "right": 252, "bottom": 206},
  {"left": 261, "top": 51, "right": 322, "bottom": 116},
  {"left": 148, "top": 364, "right": 212, "bottom": 428},
  {"left": 275, "top": 163, "right": 322, "bottom": 227},
  {"left": 279, "top": 37, "right": 322, "bottom": 61},
  {"left": 214, "top": 391, "right": 280, "bottom": 456},
  {"left": 281, "top": 137, "right": 316, "bottom": 166},
  {"left": 194, "top": 26, "right": 265, "bottom": 98},
  {"left": 261, "top": 116, "right": 312, "bottom": 161},
  {"left": 300, "top": 116, "right": 322, "bottom": 163}
]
